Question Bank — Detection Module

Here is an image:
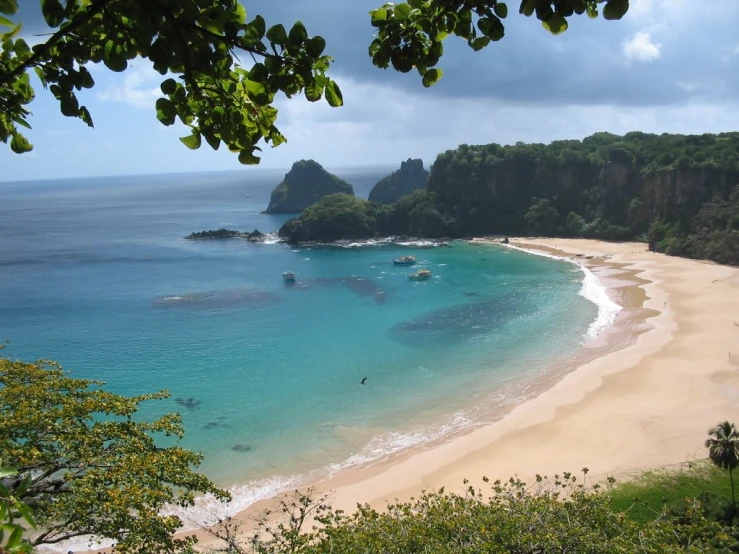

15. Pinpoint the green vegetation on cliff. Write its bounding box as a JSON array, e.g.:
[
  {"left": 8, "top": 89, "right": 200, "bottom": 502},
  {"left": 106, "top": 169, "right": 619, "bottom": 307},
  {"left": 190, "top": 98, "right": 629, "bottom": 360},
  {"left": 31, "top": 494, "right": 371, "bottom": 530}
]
[
  {"left": 368, "top": 159, "right": 429, "bottom": 204},
  {"left": 282, "top": 132, "right": 739, "bottom": 265},
  {"left": 278, "top": 191, "right": 458, "bottom": 244},
  {"left": 428, "top": 132, "right": 739, "bottom": 258},
  {"left": 265, "top": 160, "right": 354, "bottom": 214}
]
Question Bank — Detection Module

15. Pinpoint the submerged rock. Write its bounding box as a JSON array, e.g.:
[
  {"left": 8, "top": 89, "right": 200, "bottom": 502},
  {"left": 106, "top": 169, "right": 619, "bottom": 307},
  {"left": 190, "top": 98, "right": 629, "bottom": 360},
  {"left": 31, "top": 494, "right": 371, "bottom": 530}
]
[{"left": 265, "top": 159, "right": 354, "bottom": 214}]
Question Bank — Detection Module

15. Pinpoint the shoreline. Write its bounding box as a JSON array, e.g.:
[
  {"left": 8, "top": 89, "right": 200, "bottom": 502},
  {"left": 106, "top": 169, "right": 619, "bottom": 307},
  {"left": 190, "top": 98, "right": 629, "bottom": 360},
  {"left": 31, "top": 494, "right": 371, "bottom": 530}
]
[
  {"left": 81, "top": 238, "right": 739, "bottom": 552},
  {"left": 217, "top": 238, "right": 739, "bottom": 538}
]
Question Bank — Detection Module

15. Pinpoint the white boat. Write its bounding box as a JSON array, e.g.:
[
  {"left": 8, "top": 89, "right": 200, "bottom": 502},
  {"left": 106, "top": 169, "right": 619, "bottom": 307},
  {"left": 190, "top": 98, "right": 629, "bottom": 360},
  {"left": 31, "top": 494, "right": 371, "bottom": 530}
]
[
  {"left": 282, "top": 271, "right": 296, "bottom": 283},
  {"left": 409, "top": 269, "right": 431, "bottom": 280},
  {"left": 393, "top": 256, "right": 416, "bottom": 265}
]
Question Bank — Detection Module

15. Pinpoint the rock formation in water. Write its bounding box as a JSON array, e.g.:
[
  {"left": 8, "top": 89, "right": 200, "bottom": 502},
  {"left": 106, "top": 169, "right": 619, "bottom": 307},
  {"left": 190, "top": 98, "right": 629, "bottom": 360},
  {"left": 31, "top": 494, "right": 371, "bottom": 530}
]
[
  {"left": 368, "top": 158, "right": 429, "bottom": 204},
  {"left": 264, "top": 159, "right": 354, "bottom": 214},
  {"left": 184, "top": 228, "right": 267, "bottom": 242}
]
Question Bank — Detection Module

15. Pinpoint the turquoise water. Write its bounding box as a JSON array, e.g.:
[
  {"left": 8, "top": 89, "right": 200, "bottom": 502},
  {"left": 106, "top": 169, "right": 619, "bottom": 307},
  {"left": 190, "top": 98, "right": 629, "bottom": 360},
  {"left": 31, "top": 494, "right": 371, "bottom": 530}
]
[{"left": 0, "top": 168, "right": 606, "bottom": 519}]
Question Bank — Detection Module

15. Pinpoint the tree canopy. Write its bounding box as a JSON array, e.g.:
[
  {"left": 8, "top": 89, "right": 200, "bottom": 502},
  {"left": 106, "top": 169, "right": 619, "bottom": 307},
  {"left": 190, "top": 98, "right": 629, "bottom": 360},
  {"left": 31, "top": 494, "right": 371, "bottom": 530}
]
[
  {"left": 0, "top": 1, "right": 630, "bottom": 162},
  {"left": 0, "top": 356, "right": 228, "bottom": 553}
]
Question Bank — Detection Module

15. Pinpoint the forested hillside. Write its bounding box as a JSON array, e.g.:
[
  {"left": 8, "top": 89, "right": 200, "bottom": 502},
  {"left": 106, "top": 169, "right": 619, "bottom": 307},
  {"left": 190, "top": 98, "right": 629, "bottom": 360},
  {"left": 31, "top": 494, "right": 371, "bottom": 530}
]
[
  {"left": 429, "top": 132, "right": 739, "bottom": 263},
  {"left": 280, "top": 132, "right": 739, "bottom": 265}
]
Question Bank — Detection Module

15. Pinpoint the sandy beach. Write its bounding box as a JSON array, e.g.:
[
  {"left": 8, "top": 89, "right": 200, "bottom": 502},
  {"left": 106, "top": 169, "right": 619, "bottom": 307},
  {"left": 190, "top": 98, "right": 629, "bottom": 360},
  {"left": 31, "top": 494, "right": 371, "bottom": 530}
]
[
  {"left": 85, "top": 238, "right": 739, "bottom": 552},
  {"left": 295, "top": 238, "right": 739, "bottom": 516}
]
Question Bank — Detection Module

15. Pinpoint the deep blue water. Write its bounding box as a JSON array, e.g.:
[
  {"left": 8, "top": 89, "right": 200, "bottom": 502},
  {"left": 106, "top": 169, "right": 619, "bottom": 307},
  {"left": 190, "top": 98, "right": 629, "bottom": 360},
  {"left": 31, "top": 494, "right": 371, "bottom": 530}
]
[{"left": 0, "top": 167, "right": 601, "bottom": 514}]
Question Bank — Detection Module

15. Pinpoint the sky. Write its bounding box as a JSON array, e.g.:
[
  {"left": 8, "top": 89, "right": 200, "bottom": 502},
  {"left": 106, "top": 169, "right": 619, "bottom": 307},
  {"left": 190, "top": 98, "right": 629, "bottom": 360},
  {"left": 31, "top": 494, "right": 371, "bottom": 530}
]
[{"left": 2, "top": 0, "right": 738, "bottom": 181}]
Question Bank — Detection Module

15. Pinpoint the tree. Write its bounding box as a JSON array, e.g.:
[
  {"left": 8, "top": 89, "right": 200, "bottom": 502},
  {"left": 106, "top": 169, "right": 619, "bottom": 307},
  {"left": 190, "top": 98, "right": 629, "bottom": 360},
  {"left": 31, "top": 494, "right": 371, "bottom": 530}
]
[
  {"left": 0, "top": 356, "right": 229, "bottom": 553},
  {"left": 0, "top": 1, "right": 631, "bottom": 162},
  {"left": 705, "top": 421, "right": 739, "bottom": 507},
  {"left": 0, "top": 460, "right": 35, "bottom": 554}
]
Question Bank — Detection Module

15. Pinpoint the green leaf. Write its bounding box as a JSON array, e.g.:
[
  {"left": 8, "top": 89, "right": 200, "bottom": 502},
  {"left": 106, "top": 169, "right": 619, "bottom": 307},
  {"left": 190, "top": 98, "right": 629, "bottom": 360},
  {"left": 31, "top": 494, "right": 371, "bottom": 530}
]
[
  {"left": 493, "top": 2, "right": 508, "bottom": 18},
  {"left": 288, "top": 21, "right": 307, "bottom": 47},
  {"left": 160, "top": 78, "right": 177, "bottom": 95},
  {"left": 0, "top": 0, "right": 18, "bottom": 15},
  {"left": 0, "top": 15, "right": 14, "bottom": 27},
  {"left": 33, "top": 67, "right": 47, "bottom": 88},
  {"left": 10, "top": 133, "right": 32, "bottom": 153},
  {"left": 266, "top": 23, "right": 287, "bottom": 45},
  {"left": 238, "top": 150, "right": 261, "bottom": 164},
  {"left": 324, "top": 80, "right": 343, "bottom": 107},
  {"left": 180, "top": 132, "right": 201, "bottom": 150},
  {"left": 249, "top": 15, "right": 266, "bottom": 38},
  {"left": 13, "top": 118, "right": 31, "bottom": 130},
  {"left": 370, "top": 8, "right": 387, "bottom": 25},
  {"left": 0, "top": 467, "right": 17, "bottom": 478},
  {"left": 60, "top": 93, "right": 79, "bottom": 117},
  {"left": 156, "top": 98, "right": 176, "bottom": 126},
  {"left": 470, "top": 37, "right": 490, "bottom": 51},
  {"left": 421, "top": 68, "right": 442, "bottom": 87},
  {"left": 304, "top": 36, "right": 326, "bottom": 57},
  {"left": 203, "top": 130, "right": 220, "bottom": 151},
  {"left": 394, "top": 3, "right": 411, "bottom": 21},
  {"left": 519, "top": 0, "right": 536, "bottom": 17},
  {"left": 40, "top": 0, "right": 65, "bottom": 27},
  {"left": 16, "top": 502, "right": 36, "bottom": 528},
  {"left": 6, "top": 525, "right": 22, "bottom": 549},
  {"left": 586, "top": 5, "right": 598, "bottom": 18},
  {"left": 13, "top": 37, "right": 28, "bottom": 56},
  {"left": 542, "top": 13, "right": 568, "bottom": 34},
  {"left": 79, "top": 106, "right": 93, "bottom": 127},
  {"left": 603, "top": 0, "right": 629, "bottom": 20}
]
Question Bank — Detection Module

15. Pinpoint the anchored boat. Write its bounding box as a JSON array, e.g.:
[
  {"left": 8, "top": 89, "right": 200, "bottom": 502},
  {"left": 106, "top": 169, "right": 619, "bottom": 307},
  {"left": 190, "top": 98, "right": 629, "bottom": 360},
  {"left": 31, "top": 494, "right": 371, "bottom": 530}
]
[{"left": 409, "top": 269, "right": 432, "bottom": 280}]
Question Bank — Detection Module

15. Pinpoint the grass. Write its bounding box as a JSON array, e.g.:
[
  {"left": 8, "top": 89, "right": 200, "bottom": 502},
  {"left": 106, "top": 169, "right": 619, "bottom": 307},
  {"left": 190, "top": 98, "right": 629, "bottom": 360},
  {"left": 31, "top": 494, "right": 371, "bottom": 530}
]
[{"left": 607, "top": 460, "right": 734, "bottom": 525}]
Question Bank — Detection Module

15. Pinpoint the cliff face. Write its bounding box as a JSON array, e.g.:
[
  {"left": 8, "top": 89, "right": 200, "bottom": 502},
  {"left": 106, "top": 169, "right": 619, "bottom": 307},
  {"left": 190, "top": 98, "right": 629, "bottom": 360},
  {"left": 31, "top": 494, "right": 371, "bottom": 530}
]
[
  {"left": 265, "top": 160, "right": 354, "bottom": 214},
  {"left": 368, "top": 159, "right": 429, "bottom": 204},
  {"left": 426, "top": 134, "right": 739, "bottom": 243}
]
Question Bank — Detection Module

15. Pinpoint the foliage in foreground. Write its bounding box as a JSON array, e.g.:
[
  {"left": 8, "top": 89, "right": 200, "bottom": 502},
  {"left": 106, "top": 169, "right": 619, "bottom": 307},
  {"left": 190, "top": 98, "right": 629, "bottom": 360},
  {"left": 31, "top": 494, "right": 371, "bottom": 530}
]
[
  {"left": 0, "top": 357, "right": 228, "bottom": 553},
  {"left": 0, "top": 1, "right": 632, "bottom": 160},
  {"left": 201, "top": 472, "right": 739, "bottom": 554},
  {"left": 608, "top": 461, "right": 735, "bottom": 526}
]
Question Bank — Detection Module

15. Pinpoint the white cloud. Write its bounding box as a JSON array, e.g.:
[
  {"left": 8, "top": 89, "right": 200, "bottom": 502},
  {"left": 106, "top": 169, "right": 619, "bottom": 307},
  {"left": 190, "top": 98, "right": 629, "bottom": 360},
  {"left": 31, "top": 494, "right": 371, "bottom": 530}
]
[
  {"left": 623, "top": 32, "right": 661, "bottom": 62},
  {"left": 96, "top": 64, "right": 161, "bottom": 109}
]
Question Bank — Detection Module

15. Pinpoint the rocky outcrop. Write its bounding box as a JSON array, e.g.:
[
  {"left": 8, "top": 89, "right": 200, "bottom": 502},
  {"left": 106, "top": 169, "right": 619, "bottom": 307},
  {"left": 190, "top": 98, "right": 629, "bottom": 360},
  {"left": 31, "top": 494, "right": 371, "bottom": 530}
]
[
  {"left": 368, "top": 159, "right": 429, "bottom": 204},
  {"left": 265, "top": 160, "right": 354, "bottom": 214},
  {"left": 185, "top": 229, "right": 243, "bottom": 240},
  {"left": 185, "top": 229, "right": 268, "bottom": 242}
]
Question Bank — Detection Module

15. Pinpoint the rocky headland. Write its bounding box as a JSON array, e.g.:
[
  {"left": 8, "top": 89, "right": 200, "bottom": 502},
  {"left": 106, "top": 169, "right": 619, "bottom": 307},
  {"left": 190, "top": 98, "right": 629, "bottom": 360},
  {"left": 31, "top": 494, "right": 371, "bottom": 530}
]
[
  {"left": 264, "top": 159, "right": 354, "bottom": 214},
  {"left": 368, "top": 158, "right": 429, "bottom": 204}
]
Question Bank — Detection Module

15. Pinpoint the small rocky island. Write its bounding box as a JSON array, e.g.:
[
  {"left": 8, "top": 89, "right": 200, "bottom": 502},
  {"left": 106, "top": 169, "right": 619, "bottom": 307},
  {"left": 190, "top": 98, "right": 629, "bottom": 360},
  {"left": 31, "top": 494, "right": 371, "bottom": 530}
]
[
  {"left": 368, "top": 158, "right": 429, "bottom": 204},
  {"left": 185, "top": 229, "right": 266, "bottom": 242},
  {"left": 264, "top": 159, "right": 354, "bottom": 214}
]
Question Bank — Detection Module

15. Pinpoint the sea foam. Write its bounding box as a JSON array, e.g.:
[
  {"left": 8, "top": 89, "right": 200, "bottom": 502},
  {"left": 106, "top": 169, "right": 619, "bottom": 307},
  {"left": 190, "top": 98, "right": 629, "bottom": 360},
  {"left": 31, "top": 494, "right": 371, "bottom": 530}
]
[{"left": 501, "top": 243, "right": 621, "bottom": 340}]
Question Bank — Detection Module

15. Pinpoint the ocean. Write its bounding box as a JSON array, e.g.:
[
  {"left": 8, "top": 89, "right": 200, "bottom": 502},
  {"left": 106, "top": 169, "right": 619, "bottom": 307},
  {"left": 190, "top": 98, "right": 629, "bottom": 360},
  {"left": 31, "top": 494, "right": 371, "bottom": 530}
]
[{"left": 0, "top": 167, "right": 619, "bottom": 527}]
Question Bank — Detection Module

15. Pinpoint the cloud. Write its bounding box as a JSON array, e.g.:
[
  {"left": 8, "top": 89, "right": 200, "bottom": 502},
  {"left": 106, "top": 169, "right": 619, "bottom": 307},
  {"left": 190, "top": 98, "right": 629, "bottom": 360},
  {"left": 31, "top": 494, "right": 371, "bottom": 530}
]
[
  {"left": 623, "top": 32, "right": 661, "bottom": 62},
  {"left": 96, "top": 64, "right": 161, "bottom": 109}
]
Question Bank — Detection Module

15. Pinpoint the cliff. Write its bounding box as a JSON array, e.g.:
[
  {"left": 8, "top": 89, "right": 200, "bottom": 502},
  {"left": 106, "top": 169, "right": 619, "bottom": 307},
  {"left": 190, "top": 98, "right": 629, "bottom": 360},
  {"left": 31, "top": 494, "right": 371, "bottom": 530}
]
[
  {"left": 282, "top": 132, "right": 739, "bottom": 265},
  {"left": 368, "top": 158, "right": 429, "bottom": 204},
  {"left": 426, "top": 132, "right": 739, "bottom": 263},
  {"left": 265, "top": 159, "right": 354, "bottom": 214}
]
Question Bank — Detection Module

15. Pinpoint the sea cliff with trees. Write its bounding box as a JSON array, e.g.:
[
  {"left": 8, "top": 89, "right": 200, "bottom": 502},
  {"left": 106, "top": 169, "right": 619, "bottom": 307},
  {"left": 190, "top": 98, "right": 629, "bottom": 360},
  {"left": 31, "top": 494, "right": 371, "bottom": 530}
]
[
  {"left": 368, "top": 158, "right": 429, "bottom": 204},
  {"left": 265, "top": 160, "right": 354, "bottom": 214},
  {"left": 279, "top": 132, "right": 739, "bottom": 266}
]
